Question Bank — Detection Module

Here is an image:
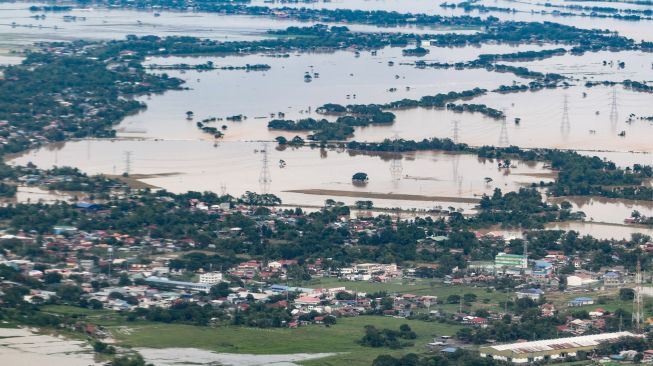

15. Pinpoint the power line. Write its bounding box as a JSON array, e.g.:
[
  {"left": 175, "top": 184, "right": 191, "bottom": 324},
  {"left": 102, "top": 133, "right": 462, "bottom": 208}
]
[{"left": 633, "top": 258, "right": 643, "bottom": 332}]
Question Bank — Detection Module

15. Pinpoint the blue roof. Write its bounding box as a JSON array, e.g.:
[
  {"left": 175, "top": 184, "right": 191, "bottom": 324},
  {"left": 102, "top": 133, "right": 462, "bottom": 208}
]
[
  {"left": 522, "top": 288, "right": 544, "bottom": 294},
  {"left": 572, "top": 297, "right": 593, "bottom": 301},
  {"left": 441, "top": 347, "right": 459, "bottom": 353},
  {"left": 75, "top": 202, "right": 101, "bottom": 209},
  {"left": 534, "top": 260, "right": 552, "bottom": 268},
  {"left": 604, "top": 271, "right": 619, "bottom": 277}
]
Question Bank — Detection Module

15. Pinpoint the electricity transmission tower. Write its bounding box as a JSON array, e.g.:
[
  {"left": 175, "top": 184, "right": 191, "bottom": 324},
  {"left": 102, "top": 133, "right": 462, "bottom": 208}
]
[
  {"left": 609, "top": 86, "right": 619, "bottom": 131},
  {"left": 259, "top": 142, "right": 271, "bottom": 194},
  {"left": 561, "top": 94, "right": 570, "bottom": 137},
  {"left": 452, "top": 120, "right": 460, "bottom": 144},
  {"left": 498, "top": 109, "right": 509, "bottom": 146},
  {"left": 389, "top": 133, "right": 403, "bottom": 182},
  {"left": 123, "top": 151, "right": 132, "bottom": 175}
]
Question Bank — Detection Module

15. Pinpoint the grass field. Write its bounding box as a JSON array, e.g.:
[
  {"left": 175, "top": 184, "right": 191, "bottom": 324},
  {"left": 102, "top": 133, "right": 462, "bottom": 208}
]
[
  {"left": 303, "top": 278, "right": 512, "bottom": 313},
  {"left": 40, "top": 304, "right": 463, "bottom": 366},
  {"left": 107, "top": 316, "right": 461, "bottom": 366}
]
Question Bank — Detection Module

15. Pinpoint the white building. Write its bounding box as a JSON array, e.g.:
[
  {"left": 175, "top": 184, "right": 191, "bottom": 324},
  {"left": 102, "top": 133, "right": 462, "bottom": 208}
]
[
  {"left": 199, "top": 272, "right": 224, "bottom": 285},
  {"left": 566, "top": 274, "right": 599, "bottom": 288}
]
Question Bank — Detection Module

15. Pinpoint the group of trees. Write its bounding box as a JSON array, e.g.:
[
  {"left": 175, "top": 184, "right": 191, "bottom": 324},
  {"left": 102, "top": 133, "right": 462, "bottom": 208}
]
[
  {"left": 269, "top": 104, "right": 395, "bottom": 141},
  {"left": 359, "top": 324, "right": 417, "bottom": 349}
]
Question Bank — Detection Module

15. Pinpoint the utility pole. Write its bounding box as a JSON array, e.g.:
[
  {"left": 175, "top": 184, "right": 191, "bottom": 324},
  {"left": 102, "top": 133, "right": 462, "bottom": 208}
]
[
  {"left": 633, "top": 258, "right": 643, "bottom": 332},
  {"left": 108, "top": 247, "right": 114, "bottom": 278},
  {"left": 259, "top": 142, "right": 271, "bottom": 194},
  {"left": 522, "top": 240, "right": 528, "bottom": 275}
]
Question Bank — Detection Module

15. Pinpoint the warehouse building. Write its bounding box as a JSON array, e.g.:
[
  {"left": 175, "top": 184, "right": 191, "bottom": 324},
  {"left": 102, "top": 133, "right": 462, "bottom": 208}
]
[{"left": 479, "top": 332, "right": 640, "bottom": 364}]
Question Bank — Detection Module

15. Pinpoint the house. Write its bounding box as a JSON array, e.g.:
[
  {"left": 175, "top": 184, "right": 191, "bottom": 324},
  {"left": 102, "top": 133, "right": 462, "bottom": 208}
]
[
  {"left": 568, "top": 297, "right": 594, "bottom": 307},
  {"left": 642, "top": 349, "right": 653, "bottom": 363},
  {"left": 603, "top": 271, "right": 621, "bottom": 288},
  {"left": 199, "top": 272, "right": 223, "bottom": 285},
  {"left": 294, "top": 296, "right": 321, "bottom": 306},
  {"left": 516, "top": 288, "right": 544, "bottom": 301},
  {"left": 540, "top": 303, "right": 556, "bottom": 317}
]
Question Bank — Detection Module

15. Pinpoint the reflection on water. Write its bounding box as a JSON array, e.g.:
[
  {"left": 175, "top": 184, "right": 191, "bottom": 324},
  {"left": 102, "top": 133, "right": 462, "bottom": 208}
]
[
  {"left": 9, "top": 139, "right": 554, "bottom": 210},
  {"left": 487, "top": 222, "right": 653, "bottom": 241},
  {"left": 369, "top": 85, "right": 653, "bottom": 156},
  {"left": 549, "top": 196, "right": 653, "bottom": 225}
]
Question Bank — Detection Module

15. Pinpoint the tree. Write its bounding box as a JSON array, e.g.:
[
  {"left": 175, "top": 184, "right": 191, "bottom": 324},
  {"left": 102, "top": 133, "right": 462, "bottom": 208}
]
[
  {"left": 56, "top": 284, "right": 82, "bottom": 302},
  {"left": 84, "top": 298, "right": 101, "bottom": 309},
  {"left": 447, "top": 294, "right": 461, "bottom": 304},
  {"left": 210, "top": 282, "right": 231, "bottom": 298},
  {"left": 352, "top": 172, "right": 369, "bottom": 182},
  {"left": 43, "top": 271, "right": 62, "bottom": 284},
  {"left": 620, "top": 288, "right": 635, "bottom": 301},
  {"left": 324, "top": 315, "right": 337, "bottom": 325},
  {"left": 119, "top": 273, "right": 132, "bottom": 286}
]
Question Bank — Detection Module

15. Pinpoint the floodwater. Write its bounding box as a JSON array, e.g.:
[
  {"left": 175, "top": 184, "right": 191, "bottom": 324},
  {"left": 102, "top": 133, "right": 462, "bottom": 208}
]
[
  {"left": 548, "top": 196, "right": 653, "bottom": 224},
  {"left": 0, "top": 2, "right": 478, "bottom": 48},
  {"left": 124, "top": 48, "right": 653, "bottom": 159},
  {"left": 120, "top": 46, "right": 522, "bottom": 140},
  {"left": 472, "top": 0, "right": 653, "bottom": 42},
  {"left": 13, "top": 186, "right": 74, "bottom": 204},
  {"left": 137, "top": 347, "right": 336, "bottom": 366},
  {"left": 360, "top": 84, "right": 653, "bottom": 155},
  {"left": 510, "top": 50, "right": 653, "bottom": 82},
  {"left": 9, "top": 139, "right": 554, "bottom": 210},
  {"left": 249, "top": 0, "right": 460, "bottom": 16},
  {"left": 0, "top": 327, "right": 100, "bottom": 366},
  {"left": 488, "top": 221, "right": 653, "bottom": 241}
]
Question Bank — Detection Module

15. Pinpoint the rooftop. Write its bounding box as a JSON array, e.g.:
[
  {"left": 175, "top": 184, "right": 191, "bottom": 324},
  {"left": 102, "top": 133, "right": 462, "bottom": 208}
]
[{"left": 482, "top": 332, "right": 639, "bottom": 356}]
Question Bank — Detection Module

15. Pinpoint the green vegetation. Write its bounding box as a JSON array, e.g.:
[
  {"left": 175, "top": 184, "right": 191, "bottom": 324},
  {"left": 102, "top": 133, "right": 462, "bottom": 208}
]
[{"left": 109, "top": 316, "right": 460, "bottom": 366}]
